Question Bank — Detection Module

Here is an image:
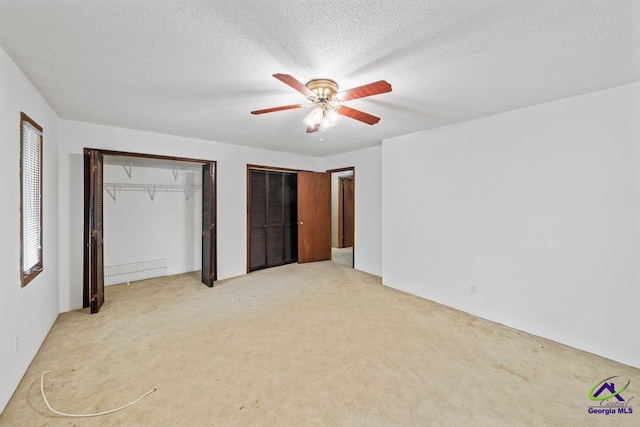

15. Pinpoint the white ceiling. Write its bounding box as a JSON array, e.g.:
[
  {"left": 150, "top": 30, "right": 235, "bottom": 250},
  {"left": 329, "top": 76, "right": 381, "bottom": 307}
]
[{"left": 1, "top": 1, "right": 638, "bottom": 157}]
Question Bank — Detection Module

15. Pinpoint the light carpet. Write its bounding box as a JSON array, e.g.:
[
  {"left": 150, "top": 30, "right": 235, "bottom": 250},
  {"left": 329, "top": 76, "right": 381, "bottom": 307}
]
[
  {"left": 331, "top": 247, "right": 353, "bottom": 267},
  {"left": 1, "top": 261, "right": 638, "bottom": 426}
]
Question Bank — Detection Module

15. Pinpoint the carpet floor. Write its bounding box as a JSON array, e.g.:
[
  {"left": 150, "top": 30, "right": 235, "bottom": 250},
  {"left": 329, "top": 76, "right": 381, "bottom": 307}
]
[
  {"left": 331, "top": 247, "right": 353, "bottom": 267},
  {"left": 1, "top": 261, "right": 638, "bottom": 426}
]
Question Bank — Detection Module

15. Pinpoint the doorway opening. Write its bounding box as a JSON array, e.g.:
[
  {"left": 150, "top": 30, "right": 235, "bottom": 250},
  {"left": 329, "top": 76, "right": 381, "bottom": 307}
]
[
  {"left": 329, "top": 168, "right": 355, "bottom": 268},
  {"left": 83, "top": 149, "right": 216, "bottom": 314}
]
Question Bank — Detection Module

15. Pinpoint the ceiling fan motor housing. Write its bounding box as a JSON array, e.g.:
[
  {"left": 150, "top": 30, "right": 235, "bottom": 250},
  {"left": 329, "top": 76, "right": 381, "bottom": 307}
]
[{"left": 306, "top": 79, "right": 339, "bottom": 101}]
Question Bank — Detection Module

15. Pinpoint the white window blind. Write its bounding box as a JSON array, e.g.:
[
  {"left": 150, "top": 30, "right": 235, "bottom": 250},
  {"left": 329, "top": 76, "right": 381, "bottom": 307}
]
[{"left": 22, "top": 118, "right": 42, "bottom": 275}]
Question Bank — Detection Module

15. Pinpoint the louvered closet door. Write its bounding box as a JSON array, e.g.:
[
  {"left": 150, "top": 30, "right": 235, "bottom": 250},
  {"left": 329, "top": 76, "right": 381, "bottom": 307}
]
[
  {"left": 248, "top": 169, "right": 299, "bottom": 272},
  {"left": 83, "top": 149, "right": 105, "bottom": 314},
  {"left": 249, "top": 170, "right": 267, "bottom": 271},
  {"left": 266, "top": 172, "right": 285, "bottom": 267},
  {"left": 201, "top": 162, "right": 216, "bottom": 287},
  {"left": 94, "top": 152, "right": 104, "bottom": 313},
  {"left": 283, "top": 173, "right": 298, "bottom": 263}
]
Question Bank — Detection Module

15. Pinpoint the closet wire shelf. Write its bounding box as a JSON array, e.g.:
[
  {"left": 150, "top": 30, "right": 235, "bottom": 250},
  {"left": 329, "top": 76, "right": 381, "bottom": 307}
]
[{"left": 104, "top": 182, "right": 202, "bottom": 202}]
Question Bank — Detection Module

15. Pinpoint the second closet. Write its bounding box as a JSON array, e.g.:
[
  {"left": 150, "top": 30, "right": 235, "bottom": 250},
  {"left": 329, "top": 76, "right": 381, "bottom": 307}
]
[{"left": 248, "top": 169, "right": 298, "bottom": 271}]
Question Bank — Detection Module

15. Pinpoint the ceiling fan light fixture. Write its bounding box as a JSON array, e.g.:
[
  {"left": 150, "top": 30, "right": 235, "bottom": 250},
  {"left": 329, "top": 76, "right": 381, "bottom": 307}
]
[
  {"left": 304, "top": 105, "right": 341, "bottom": 133},
  {"left": 252, "top": 73, "right": 391, "bottom": 141},
  {"left": 321, "top": 115, "right": 332, "bottom": 131},
  {"left": 303, "top": 107, "right": 324, "bottom": 127},
  {"left": 325, "top": 108, "right": 340, "bottom": 125}
]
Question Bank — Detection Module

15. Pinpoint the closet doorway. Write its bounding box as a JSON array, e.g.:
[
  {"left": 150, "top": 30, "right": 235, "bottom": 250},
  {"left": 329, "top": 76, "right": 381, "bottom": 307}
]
[
  {"left": 247, "top": 166, "right": 331, "bottom": 272},
  {"left": 83, "top": 149, "right": 216, "bottom": 314}
]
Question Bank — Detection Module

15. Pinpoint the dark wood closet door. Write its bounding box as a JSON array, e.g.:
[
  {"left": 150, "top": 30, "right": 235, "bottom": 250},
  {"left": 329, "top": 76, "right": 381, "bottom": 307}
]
[
  {"left": 298, "top": 171, "right": 331, "bottom": 263},
  {"left": 283, "top": 173, "right": 298, "bottom": 263},
  {"left": 248, "top": 169, "right": 299, "bottom": 272},
  {"left": 266, "top": 172, "right": 284, "bottom": 267},
  {"left": 201, "top": 162, "right": 216, "bottom": 287},
  {"left": 249, "top": 170, "right": 267, "bottom": 271},
  {"left": 84, "top": 149, "right": 104, "bottom": 313}
]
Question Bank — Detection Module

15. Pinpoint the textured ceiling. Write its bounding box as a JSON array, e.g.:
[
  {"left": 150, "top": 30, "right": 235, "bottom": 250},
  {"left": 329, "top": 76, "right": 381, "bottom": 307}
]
[
  {"left": 1, "top": 1, "right": 639, "bottom": 157},
  {"left": 104, "top": 155, "right": 203, "bottom": 170}
]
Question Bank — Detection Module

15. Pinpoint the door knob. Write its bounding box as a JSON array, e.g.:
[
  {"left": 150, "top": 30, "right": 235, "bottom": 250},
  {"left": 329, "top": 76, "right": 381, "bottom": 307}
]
[{"left": 297, "top": 221, "right": 303, "bottom": 225}]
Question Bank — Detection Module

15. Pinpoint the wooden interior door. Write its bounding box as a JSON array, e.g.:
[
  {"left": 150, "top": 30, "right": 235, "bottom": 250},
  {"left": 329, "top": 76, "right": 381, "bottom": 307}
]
[
  {"left": 341, "top": 177, "right": 355, "bottom": 247},
  {"left": 201, "top": 162, "right": 216, "bottom": 286},
  {"left": 297, "top": 171, "right": 331, "bottom": 263},
  {"left": 84, "top": 149, "right": 104, "bottom": 313}
]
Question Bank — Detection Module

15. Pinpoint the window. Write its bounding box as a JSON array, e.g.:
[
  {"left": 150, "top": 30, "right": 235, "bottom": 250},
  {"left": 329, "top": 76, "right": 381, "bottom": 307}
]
[{"left": 20, "top": 112, "right": 43, "bottom": 286}]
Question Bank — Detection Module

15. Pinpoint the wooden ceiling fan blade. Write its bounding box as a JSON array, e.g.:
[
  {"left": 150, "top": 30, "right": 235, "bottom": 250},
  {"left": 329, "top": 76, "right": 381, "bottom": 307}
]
[
  {"left": 273, "top": 73, "right": 315, "bottom": 98},
  {"left": 337, "top": 106, "right": 380, "bottom": 125},
  {"left": 306, "top": 123, "right": 320, "bottom": 133},
  {"left": 336, "top": 80, "right": 392, "bottom": 101},
  {"left": 251, "top": 104, "right": 304, "bottom": 115}
]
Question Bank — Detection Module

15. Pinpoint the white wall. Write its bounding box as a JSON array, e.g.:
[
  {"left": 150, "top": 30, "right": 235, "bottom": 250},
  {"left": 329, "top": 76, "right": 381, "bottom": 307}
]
[
  {"left": 331, "top": 170, "right": 354, "bottom": 248},
  {"left": 0, "top": 47, "right": 60, "bottom": 412},
  {"left": 322, "top": 146, "right": 383, "bottom": 277},
  {"left": 382, "top": 82, "right": 640, "bottom": 368},
  {"left": 59, "top": 120, "right": 322, "bottom": 311},
  {"left": 103, "top": 164, "right": 202, "bottom": 281}
]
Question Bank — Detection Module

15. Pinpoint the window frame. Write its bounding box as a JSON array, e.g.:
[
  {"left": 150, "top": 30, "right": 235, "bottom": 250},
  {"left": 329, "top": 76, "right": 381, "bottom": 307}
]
[{"left": 20, "top": 112, "right": 43, "bottom": 287}]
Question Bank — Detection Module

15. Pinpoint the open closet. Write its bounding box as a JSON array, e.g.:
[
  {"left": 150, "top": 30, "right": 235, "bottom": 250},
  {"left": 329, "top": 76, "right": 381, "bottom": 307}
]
[
  {"left": 102, "top": 155, "right": 203, "bottom": 284},
  {"left": 84, "top": 149, "right": 216, "bottom": 313}
]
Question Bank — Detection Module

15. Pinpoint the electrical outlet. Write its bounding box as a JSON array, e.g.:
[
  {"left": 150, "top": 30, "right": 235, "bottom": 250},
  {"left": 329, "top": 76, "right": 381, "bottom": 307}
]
[
  {"left": 15, "top": 335, "right": 19, "bottom": 352},
  {"left": 470, "top": 283, "right": 477, "bottom": 294}
]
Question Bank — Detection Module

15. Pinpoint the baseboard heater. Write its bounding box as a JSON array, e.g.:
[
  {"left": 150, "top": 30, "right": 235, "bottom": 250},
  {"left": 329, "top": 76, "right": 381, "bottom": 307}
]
[{"left": 104, "top": 258, "right": 168, "bottom": 286}]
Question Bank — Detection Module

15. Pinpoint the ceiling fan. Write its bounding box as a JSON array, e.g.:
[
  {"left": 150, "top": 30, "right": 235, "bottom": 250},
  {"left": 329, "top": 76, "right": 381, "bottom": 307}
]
[{"left": 251, "top": 74, "right": 392, "bottom": 139}]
